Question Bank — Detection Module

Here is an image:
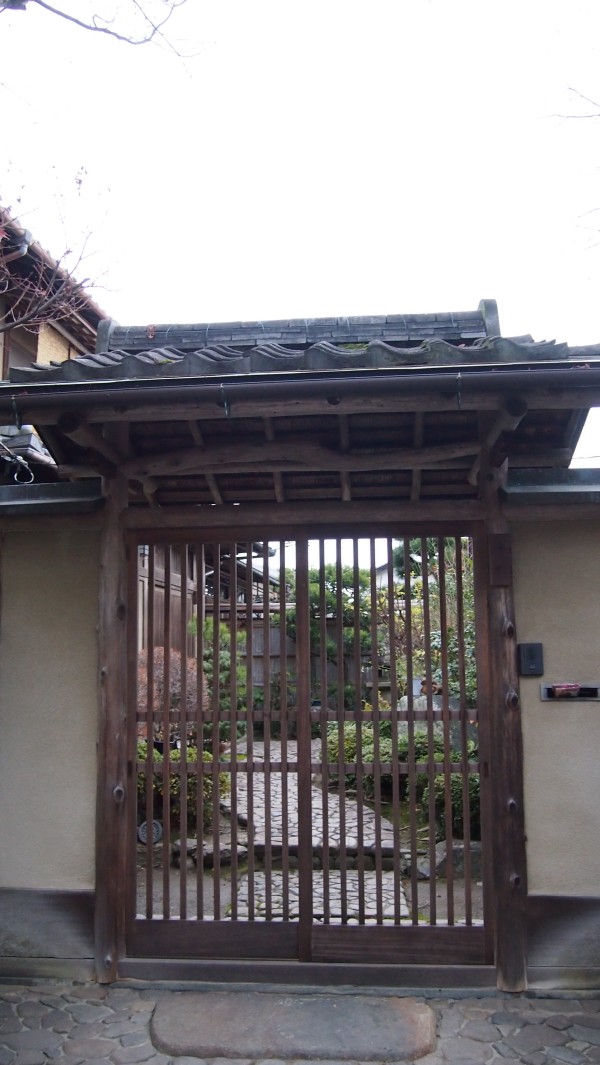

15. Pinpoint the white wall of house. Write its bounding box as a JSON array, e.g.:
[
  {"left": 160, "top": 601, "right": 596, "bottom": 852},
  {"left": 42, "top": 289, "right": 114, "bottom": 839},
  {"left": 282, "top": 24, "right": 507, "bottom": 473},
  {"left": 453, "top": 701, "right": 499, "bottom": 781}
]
[
  {"left": 513, "top": 519, "right": 600, "bottom": 897},
  {"left": 0, "top": 528, "right": 99, "bottom": 890}
]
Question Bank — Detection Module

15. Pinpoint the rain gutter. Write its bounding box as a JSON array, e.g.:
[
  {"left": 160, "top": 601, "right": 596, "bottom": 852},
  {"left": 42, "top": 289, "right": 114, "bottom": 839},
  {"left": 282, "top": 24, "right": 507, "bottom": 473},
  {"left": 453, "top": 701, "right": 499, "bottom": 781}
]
[{"left": 0, "top": 361, "right": 599, "bottom": 414}]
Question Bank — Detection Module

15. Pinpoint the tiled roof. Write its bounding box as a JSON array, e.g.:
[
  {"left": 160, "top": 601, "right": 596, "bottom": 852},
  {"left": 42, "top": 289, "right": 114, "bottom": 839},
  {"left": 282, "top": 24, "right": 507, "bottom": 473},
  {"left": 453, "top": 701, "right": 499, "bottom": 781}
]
[
  {"left": 8, "top": 335, "right": 572, "bottom": 384},
  {"left": 96, "top": 307, "right": 498, "bottom": 353}
]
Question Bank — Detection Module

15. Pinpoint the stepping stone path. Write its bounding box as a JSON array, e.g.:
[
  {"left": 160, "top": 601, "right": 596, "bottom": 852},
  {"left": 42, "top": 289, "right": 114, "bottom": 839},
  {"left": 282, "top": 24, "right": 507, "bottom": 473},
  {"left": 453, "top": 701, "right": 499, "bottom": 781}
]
[
  {"left": 222, "top": 740, "right": 410, "bottom": 922},
  {"left": 227, "top": 740, "right": 398, "bottom": 854},
  {"left": 236, "top": 870, "right": 409, "bottom": 921}
]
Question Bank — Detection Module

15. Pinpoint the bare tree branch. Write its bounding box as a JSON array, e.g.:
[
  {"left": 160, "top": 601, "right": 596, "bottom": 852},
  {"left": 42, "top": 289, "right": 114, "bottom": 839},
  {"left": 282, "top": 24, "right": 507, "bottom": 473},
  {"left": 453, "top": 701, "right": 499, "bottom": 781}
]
[
  {"left": 0, "top": 0, "right": 189, "bottom": 47},
  {"left": 0, "top": 261, "right": 92, "bottom": 334},
  {"left": 556, "top": 86, "right": 600, "bottom": 119},
  {"left": 0, "top": 209, "right": 98, "bottom": 342}
]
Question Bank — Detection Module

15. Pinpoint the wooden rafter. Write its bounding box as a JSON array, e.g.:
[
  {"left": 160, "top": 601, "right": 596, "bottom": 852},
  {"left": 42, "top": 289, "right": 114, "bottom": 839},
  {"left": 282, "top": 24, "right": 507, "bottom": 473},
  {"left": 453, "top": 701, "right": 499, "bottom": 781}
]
[
  {"left": 468, "top": 399, "right": 528, "bottom": 486},
  {"left": 56, "top": 411, "right": 158, "bottom": 504},
  {"left": 187, "top": 419, "right": 223, "bottom": 504},
  {"left": 338, "top": 415, "right": 352, "bottom": 502},
  {"left": 264, "top": 417, "right": 285, "bottom": 503},
  {"left": 57, "top": 412, "right": 123, "bottom": 467},
  {"left": 410, "top": 412, "right": 424, "bottom": 501}
]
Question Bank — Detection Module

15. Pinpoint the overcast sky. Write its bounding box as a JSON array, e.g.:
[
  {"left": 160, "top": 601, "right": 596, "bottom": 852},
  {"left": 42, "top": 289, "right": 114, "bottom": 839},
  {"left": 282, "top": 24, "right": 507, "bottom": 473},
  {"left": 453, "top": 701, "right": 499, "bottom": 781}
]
[{"left": 2, "top": 0, "right": 600, "bottom": 460}]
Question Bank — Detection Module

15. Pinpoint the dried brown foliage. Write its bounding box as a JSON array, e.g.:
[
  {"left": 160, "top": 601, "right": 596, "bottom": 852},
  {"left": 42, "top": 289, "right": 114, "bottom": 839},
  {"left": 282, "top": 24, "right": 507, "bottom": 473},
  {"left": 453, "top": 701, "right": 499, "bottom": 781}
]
[{"left": 137, "top": 646, "right": 209, "bottom": 738}]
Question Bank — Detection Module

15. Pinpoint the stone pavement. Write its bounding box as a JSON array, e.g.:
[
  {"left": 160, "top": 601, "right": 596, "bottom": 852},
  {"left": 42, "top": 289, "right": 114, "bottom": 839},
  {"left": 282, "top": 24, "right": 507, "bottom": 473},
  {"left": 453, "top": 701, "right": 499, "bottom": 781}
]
[
  {"left": 228, "top": 741, "right": 398, "bottom": 855},
  {"left": 221, "top": 740, "right": 409, "bottom": 923},
  {"left": 1, "top": 980, "right": 600, "bottom": 1065},
  {"left": 235, "top": 871, "right": 409, "bottom": 921}
]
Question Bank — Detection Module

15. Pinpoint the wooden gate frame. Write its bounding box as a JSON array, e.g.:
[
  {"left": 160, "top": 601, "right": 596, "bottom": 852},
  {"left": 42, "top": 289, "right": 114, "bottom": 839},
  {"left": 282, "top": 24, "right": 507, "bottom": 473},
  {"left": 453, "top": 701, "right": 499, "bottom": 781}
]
[{"left": 95, "top": 486, "right": 528, "bottom": 990}]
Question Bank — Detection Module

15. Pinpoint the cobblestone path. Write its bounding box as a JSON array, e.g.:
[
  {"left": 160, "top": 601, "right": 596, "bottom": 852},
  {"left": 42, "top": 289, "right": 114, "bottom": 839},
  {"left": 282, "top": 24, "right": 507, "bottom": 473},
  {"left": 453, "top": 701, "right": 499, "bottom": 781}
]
[
  {"left": 223, "top": 740, "right": 408, "bottom": 920},
  {"left": 1, "top": 982, "right": 600, "bottom": 1065}
]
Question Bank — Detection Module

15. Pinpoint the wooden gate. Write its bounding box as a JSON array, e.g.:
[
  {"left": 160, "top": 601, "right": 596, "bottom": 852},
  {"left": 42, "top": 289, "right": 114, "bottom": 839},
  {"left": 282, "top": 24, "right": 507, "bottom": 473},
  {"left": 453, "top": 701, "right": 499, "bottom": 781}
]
[{"left": 126, "top": 529, "right": 492, "bottom": 967}]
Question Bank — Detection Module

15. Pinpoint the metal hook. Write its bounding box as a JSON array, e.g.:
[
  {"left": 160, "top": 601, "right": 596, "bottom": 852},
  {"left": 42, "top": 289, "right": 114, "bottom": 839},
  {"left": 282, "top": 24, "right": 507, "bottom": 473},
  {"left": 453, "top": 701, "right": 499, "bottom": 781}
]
[{"left": 13, "top": 455, "right": 34, "bottom": 484}]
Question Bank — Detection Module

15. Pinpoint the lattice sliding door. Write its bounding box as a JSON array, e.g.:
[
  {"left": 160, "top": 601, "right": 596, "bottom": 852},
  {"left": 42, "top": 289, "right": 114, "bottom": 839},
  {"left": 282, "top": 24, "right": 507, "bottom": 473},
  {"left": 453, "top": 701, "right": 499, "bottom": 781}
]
[{"left": 126, "top": 531, "right": 490, "bottom": 965}]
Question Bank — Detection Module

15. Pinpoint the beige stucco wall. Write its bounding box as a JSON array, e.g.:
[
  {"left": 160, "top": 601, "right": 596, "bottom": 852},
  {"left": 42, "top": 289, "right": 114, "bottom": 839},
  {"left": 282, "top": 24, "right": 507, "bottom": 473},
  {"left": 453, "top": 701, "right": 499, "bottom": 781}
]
[
  {"left": 513, "top": 520, "right": 600, "bottom": 896},
  {"left": 0, "top": 529, "right": 99, "bottom": 889},
  {"left": 36, "top": 324, "right": 71, "bottom": 363}
]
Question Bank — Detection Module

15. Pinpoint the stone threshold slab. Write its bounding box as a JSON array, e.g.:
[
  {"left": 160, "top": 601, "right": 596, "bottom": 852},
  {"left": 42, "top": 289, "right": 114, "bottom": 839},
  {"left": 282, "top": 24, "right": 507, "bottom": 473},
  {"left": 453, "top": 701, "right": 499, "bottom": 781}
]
[{"left": 151, "top": 990, "right": 435, "bottom": 1061}]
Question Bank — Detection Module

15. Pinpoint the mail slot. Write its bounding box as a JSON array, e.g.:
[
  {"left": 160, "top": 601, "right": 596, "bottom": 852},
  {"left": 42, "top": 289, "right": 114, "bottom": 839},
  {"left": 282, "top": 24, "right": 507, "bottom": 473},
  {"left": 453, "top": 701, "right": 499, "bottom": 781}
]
[{"left": 540, "top": 683, "right": 600, "bottom": 701}]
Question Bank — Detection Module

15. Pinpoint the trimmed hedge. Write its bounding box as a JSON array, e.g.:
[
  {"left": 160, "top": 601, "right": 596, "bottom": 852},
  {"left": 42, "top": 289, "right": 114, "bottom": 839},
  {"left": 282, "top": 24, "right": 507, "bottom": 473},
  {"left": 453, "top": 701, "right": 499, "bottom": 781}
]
[
  {"left": 326, "top": 723, "right": 480, "bottom": 839},
  {"left": 137, "top": 741, "right": 230, "bottom": 832}
]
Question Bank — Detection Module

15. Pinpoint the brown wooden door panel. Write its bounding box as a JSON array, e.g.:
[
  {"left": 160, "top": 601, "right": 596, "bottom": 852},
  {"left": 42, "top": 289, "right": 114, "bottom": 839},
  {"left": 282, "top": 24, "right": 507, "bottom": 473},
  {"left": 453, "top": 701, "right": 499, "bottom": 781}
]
[
  {"left": 312, "top": 925, "right": 487, "bottom": 965},
  {"left": 129, "top": 919, "right": 299, "bottom": 959}
]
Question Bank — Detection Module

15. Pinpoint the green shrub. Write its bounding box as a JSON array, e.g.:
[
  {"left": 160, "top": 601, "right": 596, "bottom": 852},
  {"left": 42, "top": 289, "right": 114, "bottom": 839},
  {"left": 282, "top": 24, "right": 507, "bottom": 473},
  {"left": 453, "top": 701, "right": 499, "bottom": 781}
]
[
  {"left": 361, "top": 735, "right": 393, "bottom": 797},
  {"left": 137, "top": 740, "right": 230, "bottom": 832},
  {"left": 187, "top": 617, "right": 248, "bottom": 747},
  {"left": 326, "top": 722, "right": 481, "bottom": 838},
  {"left": 422, "top": 771, "right": 481, "bottom": 841},
  {"left": 326, "top": 724, "right": 446, "bottom": 802}
]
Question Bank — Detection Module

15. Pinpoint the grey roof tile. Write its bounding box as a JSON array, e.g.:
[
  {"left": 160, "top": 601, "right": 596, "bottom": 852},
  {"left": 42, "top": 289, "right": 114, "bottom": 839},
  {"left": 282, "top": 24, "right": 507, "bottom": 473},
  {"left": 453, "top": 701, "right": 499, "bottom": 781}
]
[
  {"left": 97, "top": 309, "right": 491, "bottom": 354},
  {"left": 7, "top": 336, "right": 581, "bottom": 385}
]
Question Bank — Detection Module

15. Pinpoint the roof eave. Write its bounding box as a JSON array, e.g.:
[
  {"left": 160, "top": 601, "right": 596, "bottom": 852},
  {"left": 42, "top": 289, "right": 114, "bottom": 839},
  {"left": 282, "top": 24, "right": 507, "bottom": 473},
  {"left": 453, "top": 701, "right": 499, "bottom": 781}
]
[{"left": 0, "top": 360, "right": 598, "bottom": 414}]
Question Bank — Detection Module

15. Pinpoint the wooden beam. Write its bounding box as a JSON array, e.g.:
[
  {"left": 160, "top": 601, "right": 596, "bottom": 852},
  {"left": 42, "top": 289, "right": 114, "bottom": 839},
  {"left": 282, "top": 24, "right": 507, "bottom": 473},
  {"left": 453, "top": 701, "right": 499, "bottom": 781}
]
[
  {"left": 122, "top": 498, "right": 485, "bottom": 531},
  {"left": 57, "top": 412, "right": 124, "bottom": 468},
  {"left": 39, "top": 425, "right": 67, "bottom": 465},
  {"left": 57, "top": 464, "right": 105, "bottom": 480},
  {"left": 468, "top": 399, "right": 528, "bottom": 486},
  {"left": 17, "top": 384, "right": 600, "bottom": 428},
  {"left": 507, "top": 448, "right": 572, "bottom": 468},
  {"left": 0, "top": 511, "right": 104, "bottom": 532},
  {"left": 56, "top": 412, "right": 158, "bottom": 503},
  {"left": 95, "top": 431, "right": 129, "bottom": 983},
  {"left": 504, "top": 501, "right": 600, "bottom": 521},
  {"left": 152, "top": 457, "right": 482, "bottom": 485},
  {"left": 120, "top": 439, "right": 481, "bottom": 480}
]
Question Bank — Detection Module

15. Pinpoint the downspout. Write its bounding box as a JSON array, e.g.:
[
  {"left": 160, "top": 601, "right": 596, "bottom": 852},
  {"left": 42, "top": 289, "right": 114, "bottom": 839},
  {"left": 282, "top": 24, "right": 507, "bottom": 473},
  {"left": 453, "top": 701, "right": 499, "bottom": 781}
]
[
  {"left": 0, "top": 229, "right": 32, "bottom": 378},
  {"left": 0, "top": 238, "right": 31, "bottom": 266},
  {"left": 0, "top": 228, "right": 32, "bottom": 268}
]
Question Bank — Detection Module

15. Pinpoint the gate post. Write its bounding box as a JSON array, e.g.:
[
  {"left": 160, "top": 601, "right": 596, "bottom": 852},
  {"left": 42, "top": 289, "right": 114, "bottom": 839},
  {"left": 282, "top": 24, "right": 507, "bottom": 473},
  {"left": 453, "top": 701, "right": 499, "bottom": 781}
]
[
  {"left": 95, "top": 460, "right": 129, "bottom": 982},
  {"left": 483, "top": 467, "right": 528, "bottom": 991}
]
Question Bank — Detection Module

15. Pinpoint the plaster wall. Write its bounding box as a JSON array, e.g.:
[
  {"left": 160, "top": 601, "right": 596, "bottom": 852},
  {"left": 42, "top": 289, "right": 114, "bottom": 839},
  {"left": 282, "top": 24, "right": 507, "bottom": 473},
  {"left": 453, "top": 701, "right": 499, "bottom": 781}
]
[
  {"left": 513, "top": 520, "right": 600, "bottom": 896},
  {"left": 36, "top": 324, "right": 71, "bottom": 363},
  {"left": 0, "top": 529, "right": 99, "bottom": 889}
]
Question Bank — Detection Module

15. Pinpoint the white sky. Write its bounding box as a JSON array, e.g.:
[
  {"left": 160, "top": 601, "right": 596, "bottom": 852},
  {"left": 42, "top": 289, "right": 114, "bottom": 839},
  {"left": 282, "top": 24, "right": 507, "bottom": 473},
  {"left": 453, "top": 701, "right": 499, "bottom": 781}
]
[{"left": 2, "top": 0, "right": 600, "bottom": 461}]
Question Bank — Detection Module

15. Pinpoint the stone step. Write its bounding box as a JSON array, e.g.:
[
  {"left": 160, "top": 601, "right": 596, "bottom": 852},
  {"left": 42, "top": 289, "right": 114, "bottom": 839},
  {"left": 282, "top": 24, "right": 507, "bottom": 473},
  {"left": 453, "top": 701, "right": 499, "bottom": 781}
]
[{"left": 151, "top": 989, "right": 436, "bottom": 1062}]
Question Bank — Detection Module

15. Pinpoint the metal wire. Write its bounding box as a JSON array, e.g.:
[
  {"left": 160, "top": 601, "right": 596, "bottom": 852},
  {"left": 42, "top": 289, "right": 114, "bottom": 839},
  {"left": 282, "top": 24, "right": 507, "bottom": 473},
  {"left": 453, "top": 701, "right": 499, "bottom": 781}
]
[{"left": 0, "top": 439, "right": 34, "bottom": 483}]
